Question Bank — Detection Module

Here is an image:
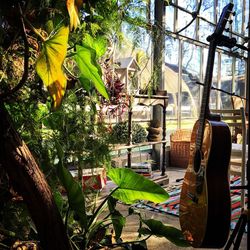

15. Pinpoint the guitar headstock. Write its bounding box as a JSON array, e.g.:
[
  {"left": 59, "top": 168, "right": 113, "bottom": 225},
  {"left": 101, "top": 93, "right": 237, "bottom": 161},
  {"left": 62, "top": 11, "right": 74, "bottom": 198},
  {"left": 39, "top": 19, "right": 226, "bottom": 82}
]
[{"left": 207, "top": 3, "right": 234, "bottom": 42}]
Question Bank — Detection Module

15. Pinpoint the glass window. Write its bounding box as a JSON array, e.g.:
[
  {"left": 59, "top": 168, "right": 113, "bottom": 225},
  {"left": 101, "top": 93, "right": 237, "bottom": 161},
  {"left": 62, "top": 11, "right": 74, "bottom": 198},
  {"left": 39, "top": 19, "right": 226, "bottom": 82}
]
[
  {"left": 232, "top": 0, "right": 243, "bottom": 34},
  {"left": 165, "top": 36, "right": 179, "bottom": 116},
  {"left": 217, "top": 0, "right": 232, "bottom": 17},
  {"left": 210, "top": 54, "right": 219, "bottom": 109},
  {"left": 200, "top": 0, "right": 214, "bottom": 21},
  {"left": 182, "top": 42, "right": 201, "bottom": 128},
  {"left": 165, "top": 37, "right": 178, "bottom": 65},
  {"left": 177, "top": 10, "right": 196, "bottom": 38},
  {"left": 203, "top": 48, "right": 219, "bottom": 109},
  {"left": 244, "top": 0, "right": 249, "bottom": 36},
  {"left": 178, "top": 0, "right": 197, "bottom": 12},
  {"left": 243, "top": 0, "right": 249, "bottom": 58},
  {"left": 199, "top": 20, "right": 214, "bottom": 43},
  {"left": 165, "top": 37, "right": 179, "bottom": 134},
  {"left": 165, "top": 6, "right": 174, "bottom": 31},
  {"left": 221, "top": 54, "right": 233, "bottom": 109},
  {"left": 234, "top": 58, "right": 246, "bottom": 97},
  {"left": 159, "top": 0, "right": 247, "bottom": 130}
]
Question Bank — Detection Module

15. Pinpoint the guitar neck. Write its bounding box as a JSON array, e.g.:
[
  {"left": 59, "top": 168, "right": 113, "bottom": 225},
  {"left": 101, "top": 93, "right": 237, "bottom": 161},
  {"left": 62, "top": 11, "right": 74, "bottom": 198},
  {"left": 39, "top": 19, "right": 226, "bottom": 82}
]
[
  {"left": 194, "top": 2, "right": 233, "bottom": 150},
  {"left": 196, "top": 41, "right": 217, "bottom": 149}
]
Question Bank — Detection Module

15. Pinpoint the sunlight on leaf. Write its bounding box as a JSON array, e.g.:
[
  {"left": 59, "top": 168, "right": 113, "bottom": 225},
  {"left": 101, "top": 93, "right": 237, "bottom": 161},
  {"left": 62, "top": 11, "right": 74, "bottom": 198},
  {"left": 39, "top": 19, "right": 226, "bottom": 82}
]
[
  {"left": 83, "top": 34, "right": 107, "bottom": 59},
  {"left": 108, "top": 168, "right": 169, "bottom": 204},
  {"left": 66, "top": 0, "right": 82, "bottom": 31},
  {"left": 140, "top": 219, "right": 189, "bottom": 247},
  {"left": 36, "top": 26, "right": 69, "bottom": 110},
  {"left": 75, "top": 44, "right": 109, "bottom": 99}
]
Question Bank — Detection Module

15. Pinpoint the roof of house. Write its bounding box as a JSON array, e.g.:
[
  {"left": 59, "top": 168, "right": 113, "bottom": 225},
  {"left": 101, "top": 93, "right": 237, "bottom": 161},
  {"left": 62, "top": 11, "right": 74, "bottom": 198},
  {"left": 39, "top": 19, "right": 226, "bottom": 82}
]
[{"left": 115, "top": 57, "right": 140, "bottom": 71}]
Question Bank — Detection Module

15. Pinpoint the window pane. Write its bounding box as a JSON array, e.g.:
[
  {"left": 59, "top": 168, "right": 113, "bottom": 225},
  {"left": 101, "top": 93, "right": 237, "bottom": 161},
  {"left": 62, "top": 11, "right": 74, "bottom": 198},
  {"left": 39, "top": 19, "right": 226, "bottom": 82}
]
[
  {"left": 244, "top": 0, "right": 249, "bottom": 37},
  {"left": 234, "top": 58, "right": 246, "bottom": 97},
  {"left": 232, "top": 0, "right": 243, "bottom": 34},
  {"left": 182, "top": 42, "right": 201, "bottom": 128},
  {"left": 165, "top": 6, "right": 174, "bottom": 31},
  {"left": 217, "top": 1, "right": 235, "bottom": 52},
  {"left": 200, "top": 0, "right": 214, "bottom": 21},
  {"left": 203, "top": 48, "right": 219, "bottom": 109},
  {"left": 178, "top": 0, "right": 197, "bottom": 12},
  {"left": 199, "top": 20, "right": 214, "bottom": 43},
  {"left": 165, "top": 37, "right": 179, "bottom": 134},
  {"left": 221, "top": 54, "right": 233, "bottom": 109},
  {"left": 244, "top": 0, "right": 249, "bottom": 58},
  {"left": 165, "top": 37, "right": 178, "bottom": 65},
  {"left": 161, "top": 0, "right": 247, "bottom": 130},
  {"left": 218, "top": 0, "right": 231, "bottom": 17},
  {"left": 178, "top": 10, "right": 196, "bottom": 38}
]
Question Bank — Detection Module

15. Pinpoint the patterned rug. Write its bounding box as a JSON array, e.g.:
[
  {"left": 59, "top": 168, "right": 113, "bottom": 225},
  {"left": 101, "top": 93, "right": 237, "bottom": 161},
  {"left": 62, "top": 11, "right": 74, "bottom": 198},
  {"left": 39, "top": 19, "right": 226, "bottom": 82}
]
[{"left": 135, "top": 175, "right": 247, "bottom": 230}]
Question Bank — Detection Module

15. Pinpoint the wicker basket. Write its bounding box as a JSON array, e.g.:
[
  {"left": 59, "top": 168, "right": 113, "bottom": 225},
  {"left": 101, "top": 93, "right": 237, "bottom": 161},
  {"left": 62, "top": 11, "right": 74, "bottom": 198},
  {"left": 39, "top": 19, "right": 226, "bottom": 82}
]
[{"left": 170, "top": 129, "right": 192, "bottom": 168}]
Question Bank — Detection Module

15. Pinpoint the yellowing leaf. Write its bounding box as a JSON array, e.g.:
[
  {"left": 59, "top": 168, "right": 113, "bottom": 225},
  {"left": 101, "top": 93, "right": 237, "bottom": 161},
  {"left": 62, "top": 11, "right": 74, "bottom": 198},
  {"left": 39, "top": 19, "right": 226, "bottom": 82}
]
[
  {"left": 36, "top": 26, "right": 69, "bottom": 110},
  {"left": 67, "top": 0, "right": 82, "bottom": 31}
]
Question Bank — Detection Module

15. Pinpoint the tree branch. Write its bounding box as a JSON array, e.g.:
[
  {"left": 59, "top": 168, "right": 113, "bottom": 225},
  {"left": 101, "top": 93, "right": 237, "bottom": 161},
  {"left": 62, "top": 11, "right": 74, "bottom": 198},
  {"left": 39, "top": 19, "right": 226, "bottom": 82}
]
[{"left": 0, "top": 4, "right": 29, "bottom": 102}]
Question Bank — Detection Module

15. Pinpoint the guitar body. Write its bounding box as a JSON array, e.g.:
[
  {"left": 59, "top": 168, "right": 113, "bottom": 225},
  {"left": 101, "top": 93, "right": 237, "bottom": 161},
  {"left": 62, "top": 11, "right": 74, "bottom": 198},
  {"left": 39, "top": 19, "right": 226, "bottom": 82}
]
[{"left": 179, "top": 119, "right": 231, "bottom": 248}]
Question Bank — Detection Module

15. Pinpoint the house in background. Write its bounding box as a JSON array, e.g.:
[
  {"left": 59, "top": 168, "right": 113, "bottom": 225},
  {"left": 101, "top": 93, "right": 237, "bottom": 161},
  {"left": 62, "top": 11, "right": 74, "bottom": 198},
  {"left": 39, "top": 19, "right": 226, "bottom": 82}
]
[{"left": 115, "top": 57, "right": 141, "bottom": 94}]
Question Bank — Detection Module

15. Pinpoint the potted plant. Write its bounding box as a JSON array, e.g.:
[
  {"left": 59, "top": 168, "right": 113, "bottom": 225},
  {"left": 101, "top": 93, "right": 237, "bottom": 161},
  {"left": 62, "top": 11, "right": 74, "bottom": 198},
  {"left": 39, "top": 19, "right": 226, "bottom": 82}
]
[{"left": 55, "top": 147, "right": 189, "bottom": 249}]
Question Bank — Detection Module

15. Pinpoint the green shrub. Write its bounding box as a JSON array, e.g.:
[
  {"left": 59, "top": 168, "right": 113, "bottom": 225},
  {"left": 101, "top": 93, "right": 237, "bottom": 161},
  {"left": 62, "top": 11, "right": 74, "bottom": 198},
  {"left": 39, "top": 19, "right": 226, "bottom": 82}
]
[{"left": 111, "top": 122, "right": 147, "bottom": 144}]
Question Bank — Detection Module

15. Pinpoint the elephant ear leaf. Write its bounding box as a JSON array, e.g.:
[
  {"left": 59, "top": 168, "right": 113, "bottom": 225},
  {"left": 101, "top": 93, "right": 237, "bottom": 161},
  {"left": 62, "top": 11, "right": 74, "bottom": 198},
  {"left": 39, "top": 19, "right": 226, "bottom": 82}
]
[
  {"left": 82, "top": 34, "right": 107, "bottom": 59},
  {"left": 75, "top": 44, "right": 109, "bottom": 99},
  {"left": 140, "top": 219, "right": 189, "bottom": 247},
  {"left": 107, "top": 168, "right": 169, "bottom": 204},
  {"left": 36, "top": 26, "right": 69, "bottom": 110},
  {"left": 55, "top": 141, "right": 87, "bottom": 229}
]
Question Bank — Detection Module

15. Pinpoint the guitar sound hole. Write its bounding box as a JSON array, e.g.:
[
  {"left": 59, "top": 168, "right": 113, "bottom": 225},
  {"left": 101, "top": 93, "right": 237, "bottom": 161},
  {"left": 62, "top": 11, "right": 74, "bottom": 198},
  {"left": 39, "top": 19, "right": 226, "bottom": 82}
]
[{"left": 193, "top": 150, "right": 202, "bottom": 173}]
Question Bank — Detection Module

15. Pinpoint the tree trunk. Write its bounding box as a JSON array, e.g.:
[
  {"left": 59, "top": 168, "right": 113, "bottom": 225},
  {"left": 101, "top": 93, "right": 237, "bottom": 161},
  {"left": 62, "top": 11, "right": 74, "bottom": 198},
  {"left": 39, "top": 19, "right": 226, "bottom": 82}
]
[{"left": 0, "top": 104, "right": 72, "bottom": 250}]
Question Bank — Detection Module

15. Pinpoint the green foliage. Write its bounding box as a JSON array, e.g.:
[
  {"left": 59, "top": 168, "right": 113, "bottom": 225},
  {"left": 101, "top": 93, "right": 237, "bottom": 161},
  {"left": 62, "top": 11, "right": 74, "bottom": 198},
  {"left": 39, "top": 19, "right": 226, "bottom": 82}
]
[
  {"left": 82, "top": 34, "right": 108, "bottom": 59},
  {"left": 0, "top": 1, "right": 187, "bottom": 249},
  {"left": 54, "top": 166, "right": 186, "bottom": 249},
  {"left": 84, "top": 0, "right": 122, "bottom": 37},
  {"left": 108, "top": 168, "right": 169, "bottom": 204},
  {"left": 36, "top": 26, "right": 69, "bottom": 109},
  {"left": 132, "top": 123, "right": 148, "bottom": 143},
  {"left": 56, "top": 143, "right": 87, "bottom": 228},
  {"left": 111, "top": 121, "right": 147, "bottom": 144},
  {"left": 0, "top": 201, "right": 35, "bottom": 244},
  {"left": 0, "top": 0, "right": 152, "bottom": 109},
  {"left": 108, "top": 196, "right": 126, "bottom": 240},
  {"left": 140, "top": 219, "right": 189, "bottom": 247},
  {"left": 41, "top": 89, "right": 112, "bottom": 169},
  {"left": 74, "top": 44, "right": 109, "bottom": 99}
]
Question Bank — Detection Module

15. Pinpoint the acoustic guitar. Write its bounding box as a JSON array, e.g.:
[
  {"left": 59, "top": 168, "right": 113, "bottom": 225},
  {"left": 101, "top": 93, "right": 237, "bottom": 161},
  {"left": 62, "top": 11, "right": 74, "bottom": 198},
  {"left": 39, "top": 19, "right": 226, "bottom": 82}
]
[{"left": 179, "top": 3, "right": 234, "bottom": 248}]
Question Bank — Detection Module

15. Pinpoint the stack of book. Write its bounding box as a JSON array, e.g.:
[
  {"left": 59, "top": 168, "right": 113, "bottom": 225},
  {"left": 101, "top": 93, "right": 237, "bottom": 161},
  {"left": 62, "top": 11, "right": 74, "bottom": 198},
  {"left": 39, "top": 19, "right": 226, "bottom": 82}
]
[{"left": 130, "top": 162, "right": 152, "bottom": 178}]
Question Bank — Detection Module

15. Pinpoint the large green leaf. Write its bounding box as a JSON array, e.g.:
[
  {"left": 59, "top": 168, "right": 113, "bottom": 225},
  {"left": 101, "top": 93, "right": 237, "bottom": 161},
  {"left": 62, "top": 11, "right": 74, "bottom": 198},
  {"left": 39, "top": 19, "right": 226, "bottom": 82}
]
[
  {"left": 108, "top": 197, "right": 126, "bottom": 240},
  {"left": 55, "top": 142, "right": 87, "bottom": 229},
  {"left": 53, "top": 190, "right": 65, "bottom": 215},
  {"left": 140, "top": 219, "right": 189, "bottom": 247},
  {"left": 82, "top": 34, "right": 107, "bottom": 59},
  {"left": 56, "top": 162, "right": 87, "bottom": 229},
  {"left": 74, "top": 44, "right": 109, "bottom": 99},
  {"left": 36, "top": 26, "right": 69, "bottom": 110},
  {"left": 107, "top": 168, "right": 169, "bottom": 204},
  {"left": 111, "top": 211, "right": 126, "bottom": 240}
]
